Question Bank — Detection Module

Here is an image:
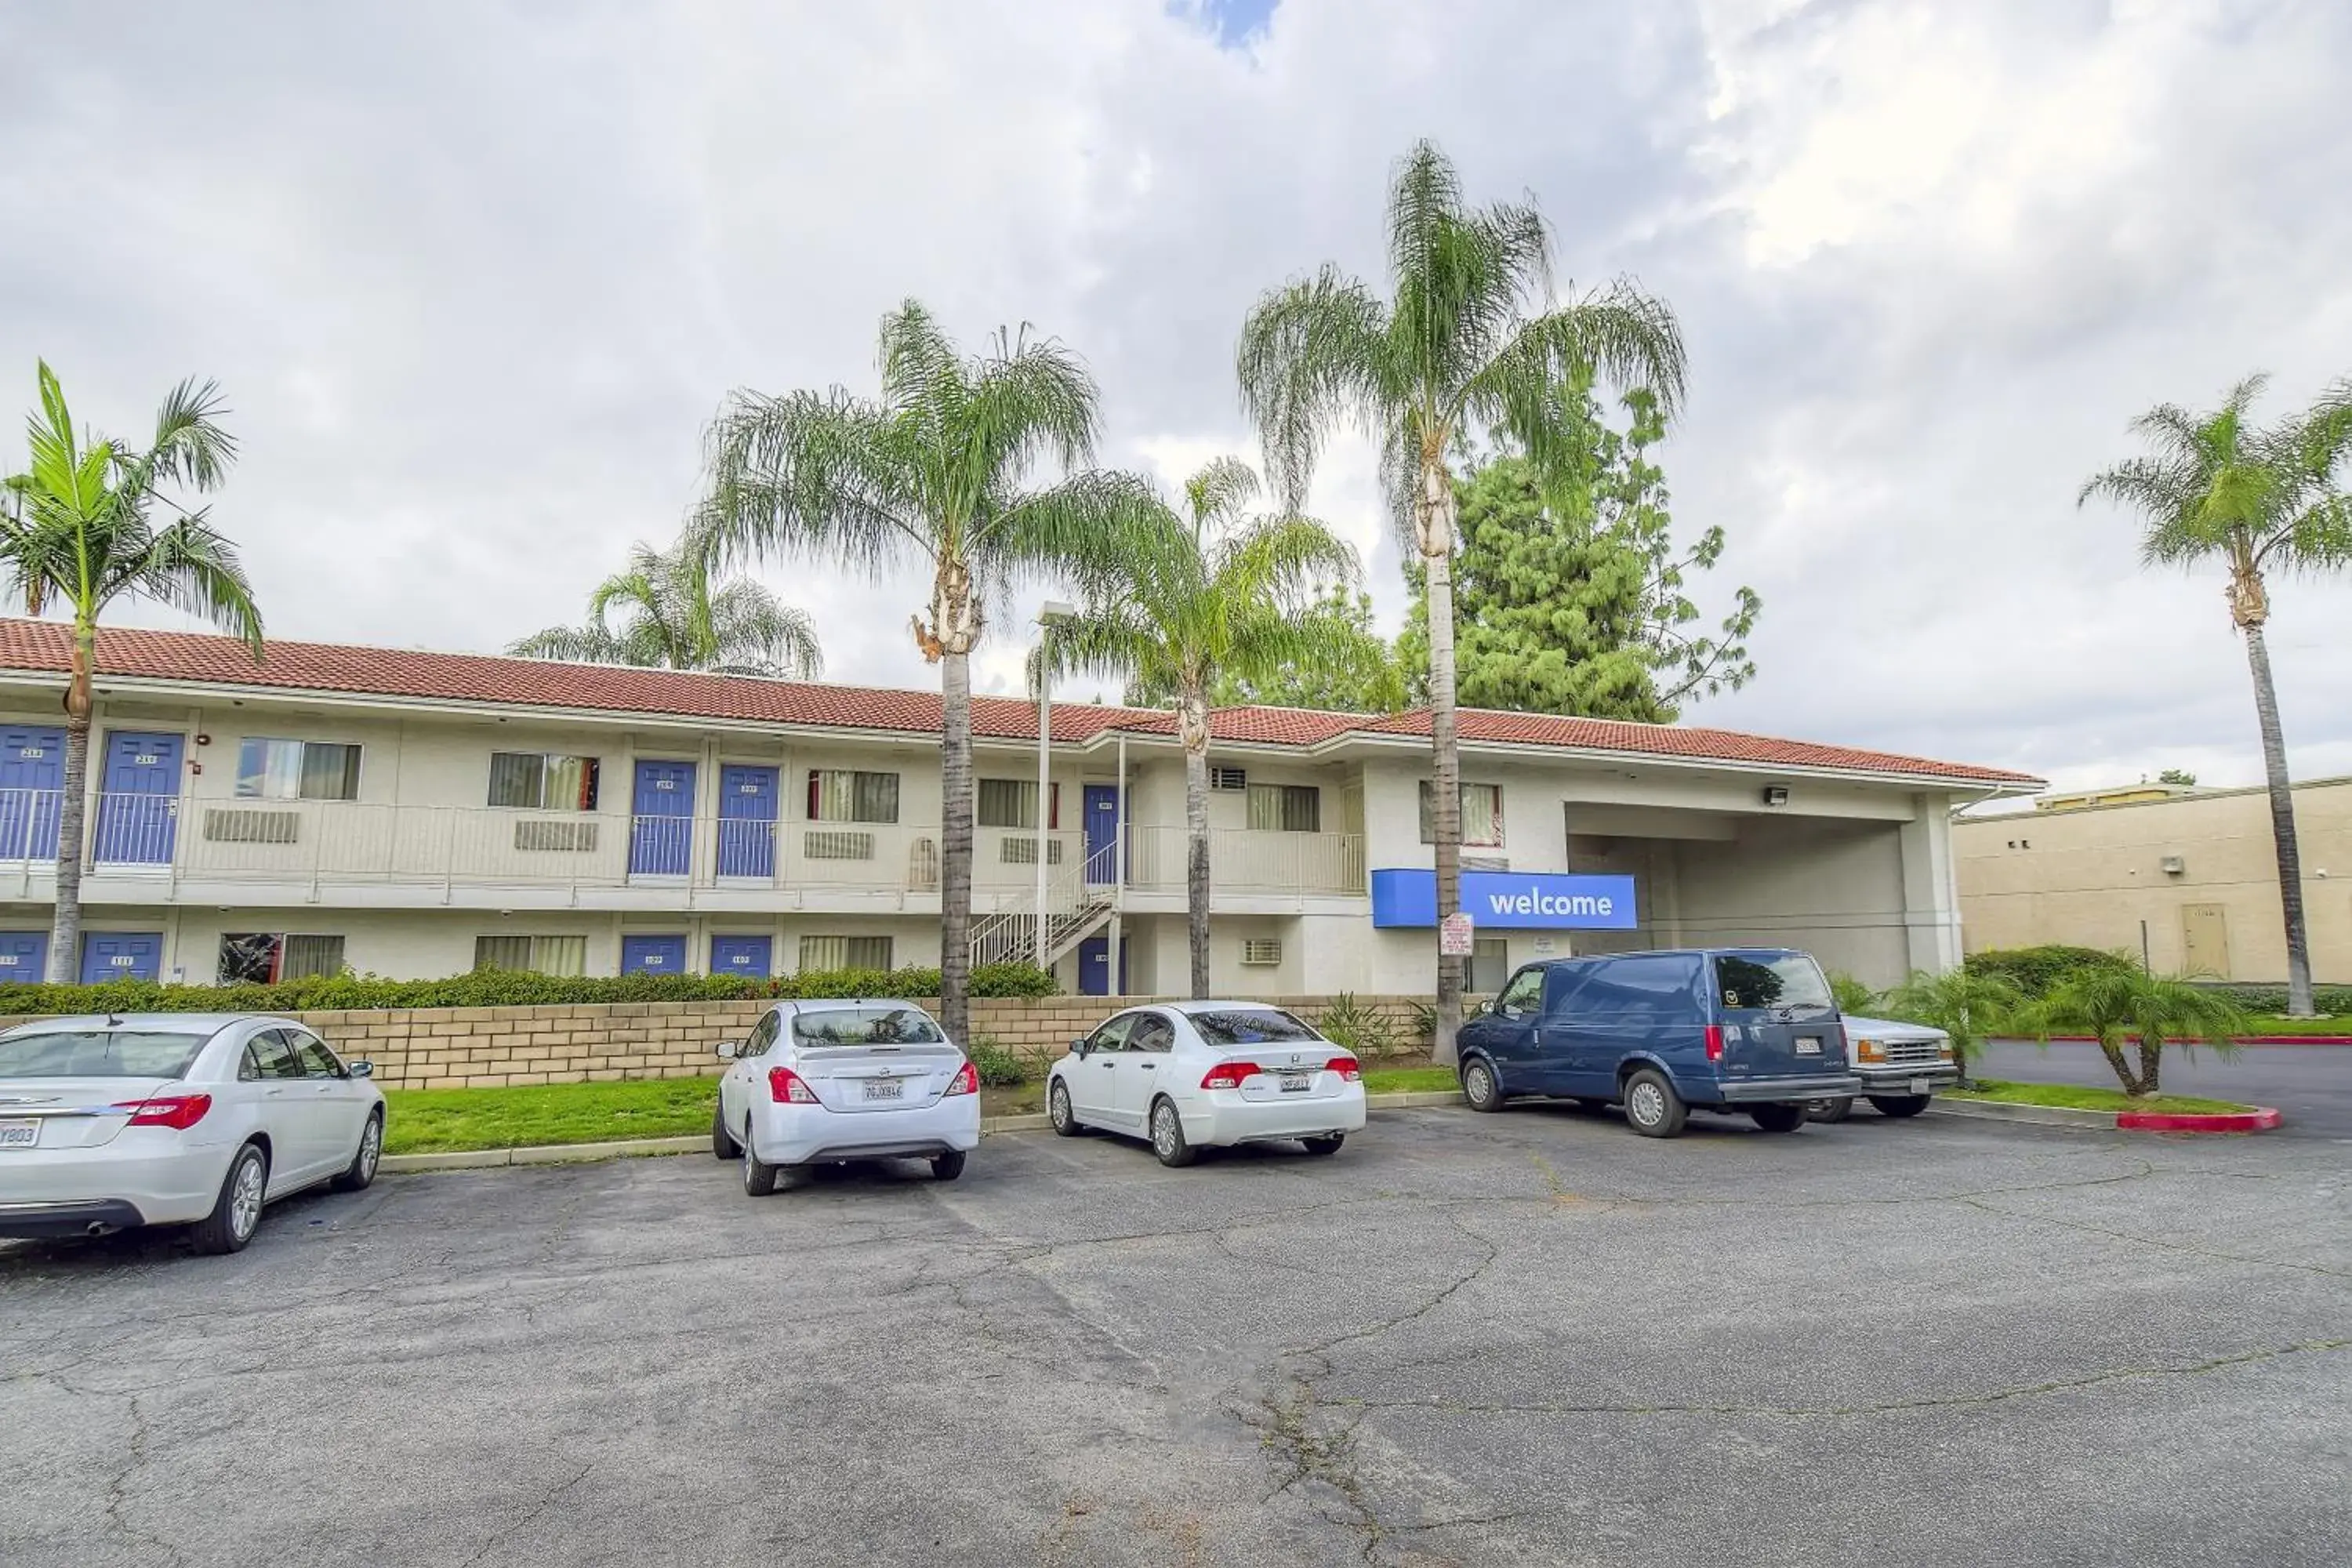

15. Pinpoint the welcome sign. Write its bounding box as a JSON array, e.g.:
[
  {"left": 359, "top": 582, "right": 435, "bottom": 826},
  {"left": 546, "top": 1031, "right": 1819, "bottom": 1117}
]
[{"left": 1369, "top": 868, "right": 1640, "bottom": 931}]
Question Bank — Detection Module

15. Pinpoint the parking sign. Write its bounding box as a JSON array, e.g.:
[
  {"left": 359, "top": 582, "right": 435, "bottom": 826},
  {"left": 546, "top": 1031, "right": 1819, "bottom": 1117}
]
[{"left": 1439, "top": 911, "right": 1475, "bottom": 956}]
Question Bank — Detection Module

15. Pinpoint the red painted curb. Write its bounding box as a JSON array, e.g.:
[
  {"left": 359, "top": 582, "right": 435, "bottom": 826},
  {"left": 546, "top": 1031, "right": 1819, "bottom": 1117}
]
[{"left": 2114, "top": 1107, "right": 2283, "bottom": 1134}]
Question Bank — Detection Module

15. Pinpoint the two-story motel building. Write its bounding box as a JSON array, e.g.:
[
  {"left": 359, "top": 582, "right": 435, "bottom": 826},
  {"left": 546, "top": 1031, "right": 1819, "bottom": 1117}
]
[{"left": 0, "top": 619, "right": 2039, "bottom": 995}]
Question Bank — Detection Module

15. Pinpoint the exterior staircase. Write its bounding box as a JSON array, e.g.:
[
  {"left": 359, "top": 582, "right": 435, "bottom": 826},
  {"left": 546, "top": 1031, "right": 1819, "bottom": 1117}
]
[{"left": 972, "top": 855, "right": 1117, "bottom": 969}]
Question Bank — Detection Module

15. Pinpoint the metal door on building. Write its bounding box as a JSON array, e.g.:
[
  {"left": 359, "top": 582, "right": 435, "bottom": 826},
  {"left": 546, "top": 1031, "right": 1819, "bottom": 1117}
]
[
  {"left": 1077, "top": 933, "right": 1127, "bottom": 996},
  {"left": 630, "top": 760, "right": 696, "bottom": 876},
  {"left": 1083, "top": 785, "right": 1120, "bottom": 884},
  {"left": 710, "top": 934, "right": 772, "bottom": 977},
  {"left": 620, "top": 935, "right": 688, "bottom": 975},
  {"left": 0, "top": 727, "right": 64, "bottom": 862},
  {"left": 80, "top": 931, "right": 162, "bottom": 983},
  {"left": 2180, "top": 903, "right": 2230, "bottom": 978},
  {"left": 0, "top": 930, "right": 49, "bottom": 982},
  {"left": 94, "top": 732, "right": 182, "bottom": 864},
  {"left": 717, "top": 765, "right": 779, "bottom": 879}
]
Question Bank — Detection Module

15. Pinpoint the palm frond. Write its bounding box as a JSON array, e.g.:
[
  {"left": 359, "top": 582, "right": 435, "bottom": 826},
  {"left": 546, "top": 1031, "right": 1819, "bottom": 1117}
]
[
  {"left": 127, "top": 514, "right": 264, "bottom": 657},
  {"left": 1236, "top": 267, "right": 1399, "bottom": 510},
  {"left": 697, "top": 387, "right": 927, "bottom": 576},
  {"left": 506, "top": 623, "right": 630, "bottom": 662}
]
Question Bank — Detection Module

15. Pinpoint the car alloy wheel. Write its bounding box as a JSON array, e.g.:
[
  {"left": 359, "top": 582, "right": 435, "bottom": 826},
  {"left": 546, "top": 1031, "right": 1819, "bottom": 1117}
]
[
  {"left": 356, "top": 1117, "right": 380, "bottom": 1181},
  {"left": 1150, "top": 1100, "right": 1196, "bottom": 1167},
  {"left": 1050, "top": 1079, "right": 1077, "bottom": 1136},
  {"left": 230, "top": 1154, "right": 265, "bottom": 1243}
]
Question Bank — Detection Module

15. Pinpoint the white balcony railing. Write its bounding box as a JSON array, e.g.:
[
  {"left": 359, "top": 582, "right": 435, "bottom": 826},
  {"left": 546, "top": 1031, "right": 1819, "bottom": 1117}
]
[{"left": 1121, "top": 826, "right": 1366, "bottom": 897}]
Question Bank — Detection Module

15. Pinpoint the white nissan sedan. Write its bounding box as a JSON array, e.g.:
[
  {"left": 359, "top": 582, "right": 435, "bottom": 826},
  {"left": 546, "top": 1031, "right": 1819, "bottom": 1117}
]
[
  {"left": 1047, "top": 1001, "right": 1367, "bottom": 1166},
  {"left": 0, "top": 1014, "right": 385, "bottom": 1254},
  {"left": 712, "top": 1000, "right": 981, "bottom": 1196}
]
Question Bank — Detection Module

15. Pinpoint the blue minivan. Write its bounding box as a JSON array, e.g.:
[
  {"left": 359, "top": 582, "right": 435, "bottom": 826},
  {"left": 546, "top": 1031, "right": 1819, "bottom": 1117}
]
[{"left": 1454, "top": 948, "right": 1864, "bottom": 1138}]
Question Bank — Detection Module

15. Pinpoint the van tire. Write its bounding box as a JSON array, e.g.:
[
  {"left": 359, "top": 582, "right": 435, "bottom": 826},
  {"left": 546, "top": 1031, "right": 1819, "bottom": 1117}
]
[
  {"left": 1868, "top": 1094, "right": 1932, "bottom": 1119},
  {"left": 1461, "top": 1057, "right": 1504, "bottom": 1113},
  {"left": 1621, "top": 1069, "right": 1686, "bottom": 1138},
  {"left": 1806, "top": 1097, "right": 1855, "bottom": 1124},
  {"left": 1748, "top": 1103, "right": 1807, "bottom": 1134}
]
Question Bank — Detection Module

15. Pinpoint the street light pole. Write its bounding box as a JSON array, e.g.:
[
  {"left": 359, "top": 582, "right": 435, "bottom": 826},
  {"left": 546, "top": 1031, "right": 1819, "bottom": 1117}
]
[{"left": 1036, "top": 602, "right": 1075, "bottom": 974}]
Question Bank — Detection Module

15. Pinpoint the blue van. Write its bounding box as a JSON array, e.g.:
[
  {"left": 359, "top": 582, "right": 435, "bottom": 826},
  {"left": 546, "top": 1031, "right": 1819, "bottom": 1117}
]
[{"left": 1454, "top": 948, "right": 1864, "bottom": 1138}]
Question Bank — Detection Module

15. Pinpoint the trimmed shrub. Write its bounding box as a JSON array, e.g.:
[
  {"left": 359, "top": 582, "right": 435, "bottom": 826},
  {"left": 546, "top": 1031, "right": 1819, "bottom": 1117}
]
[
  {"left": 0, "top": 961, "right": 1058, "bottom": 1017},
  {"left": 964, "top": 1035, "right": 1030, "bottom": 1087},
  {"left": 2203, "top": 982, "right": 2352, "bottom": 1016},
  {"left": 1962, "top": 946, "right": 2136, "bottom": 1000},
  {"left": 1314, "top": 993, "right": 1400, "bottom": 1058}
]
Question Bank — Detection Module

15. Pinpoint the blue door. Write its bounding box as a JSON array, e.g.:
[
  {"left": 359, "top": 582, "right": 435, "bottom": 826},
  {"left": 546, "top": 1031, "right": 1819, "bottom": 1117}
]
[
  {"left": 0, "top": 728, "right": 64, "bottom": 862},
  {"left": 1083, "top": 785, "right": 1120, "bottom": 884},
  {"left": 0, "top": 931, "right": 49, "bottom": 984},
  {"left": 1076, "top": 934, "right": 1127, "bottom": 997},
  {"left": 93, "top": 732, "right": 183, "bottom": 864},
  {"left": 80, "top": 931, "right": 162, "bottom": 984},
  {"left": 710, "top": 934, "right": 772, "bottom": 978},
  {"left": 717, "top": 765, "right": 779, "bottom": 879},
  {"left": 620, "top": 935, "right": 688, "bottom": 975},
  {"left": 629, "top": 760, "right": 696, "bottom": 876}
]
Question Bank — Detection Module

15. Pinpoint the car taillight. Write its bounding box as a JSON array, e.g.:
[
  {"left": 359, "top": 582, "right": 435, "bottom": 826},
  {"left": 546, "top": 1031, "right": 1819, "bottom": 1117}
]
[
  {"left": 114, "top": 1094, "right": 212, "bottom": 1131},
  {"left": 767, "top": 1066, "right": 818, "bottom": 1104},
  {"left": 1325, "top": 1056, "right": 1360, "bottom": 1082},
  {"left": 944, "top": 1062, "right": 978, "bottom": 1096},
  {"left": 1704, "top": 1025, "right": 1724, "bottom": 1063},
  {"left": 1200, "top": 1061, "right": 1261, "bottom": 1091}
]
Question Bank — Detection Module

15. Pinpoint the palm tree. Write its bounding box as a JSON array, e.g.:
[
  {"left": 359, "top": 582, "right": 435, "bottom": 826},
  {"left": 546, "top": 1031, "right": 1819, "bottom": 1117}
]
[
  {"left": 695, "top": 302, "right": 1147, "bottom": 1044},
  {"left": 2024, "top": 967, "right": 2249, "bottom": 1098},
  {"left": 2079, "top": 376, "right": 2352, "bottom": 1017},
  {"left": 510, "top": 539, "right": 822, "bottom": 677},
  {"left": 1051, "top": 458, "right": 1360, "bottom": 996},
  {"left": 1237, "top": 140, "right": 1687, "bottom": 1063},
  {"left": 2, "top": 361, "right": 262, "bottom": 982},
  {"left": 1882, "top": 967, "right": 2024, "bottom": 1090}
]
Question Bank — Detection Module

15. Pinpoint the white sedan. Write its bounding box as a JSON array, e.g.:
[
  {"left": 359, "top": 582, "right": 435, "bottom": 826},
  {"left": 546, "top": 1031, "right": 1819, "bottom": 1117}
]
[
  {"left": 1047, "top": 1001, "right": 1367, "bottom": 1167},
  {"left": 0, "top": 1013, "right": 385, "bottom": 1254},
  {"left": 713, "top": 1000, "right": 981, "bottom": 1195}
]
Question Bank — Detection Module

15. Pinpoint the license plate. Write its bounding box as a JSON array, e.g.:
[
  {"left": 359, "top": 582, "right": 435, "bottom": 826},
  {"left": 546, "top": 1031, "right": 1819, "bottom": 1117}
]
[
  {"left": 1277, "top": 1072, "right": 1312, "bottom": 1094},
  {"left": 1795, "top": 1036, "right": 1821, "bottom": 1055},
  {"left": 0, "top": 1120, "right": 37, "bottom": 1149},
  {"left": 1908, "top": 1078, "right": 1933, "bottom": 1094},
  {"left": 861, "top": 1078, "right": 904, "bottom": 1102}
]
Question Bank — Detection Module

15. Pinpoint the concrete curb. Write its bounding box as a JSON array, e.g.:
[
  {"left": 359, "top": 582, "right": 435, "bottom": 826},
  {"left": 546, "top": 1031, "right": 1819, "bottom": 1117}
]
[
  {"left": 1929, "top": 1098, "right": 2281, "bottom": 1134},
  {"left": 2116, "top": 1107, "right": 2283, "bottom": 1134},
  {"left": 379, "top": 1089, "right": 1468, "bottom": 1173}
]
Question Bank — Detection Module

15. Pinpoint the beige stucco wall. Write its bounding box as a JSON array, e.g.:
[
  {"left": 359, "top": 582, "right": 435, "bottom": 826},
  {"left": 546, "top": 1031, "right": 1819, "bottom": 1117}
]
[{"left": 1955, "top": 778, "right": 2352, "bottom": 982}]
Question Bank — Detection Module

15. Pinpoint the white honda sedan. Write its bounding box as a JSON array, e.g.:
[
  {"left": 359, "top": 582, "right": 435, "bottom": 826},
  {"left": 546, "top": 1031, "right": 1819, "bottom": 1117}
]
[
  {"left": 0, "top": 1014, "right": 385, "bottom": 1254},
  {"left": 712, "top": 1000, "right": 981, "bottom": 1195},
  {"left": 1047, "top": 1001, "right": 1367, "bottom": 1166}
]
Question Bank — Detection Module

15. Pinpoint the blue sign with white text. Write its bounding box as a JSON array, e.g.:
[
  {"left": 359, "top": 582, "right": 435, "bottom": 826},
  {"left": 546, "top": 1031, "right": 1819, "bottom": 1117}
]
[{"left": 1370, "top": 869, "right": 1640, "bottom": 931}]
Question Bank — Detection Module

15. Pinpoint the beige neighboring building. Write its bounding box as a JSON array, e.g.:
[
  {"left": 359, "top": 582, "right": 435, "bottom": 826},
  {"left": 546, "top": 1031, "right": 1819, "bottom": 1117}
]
[{"left": 1955, "top": 777, "right": 2352, "bottom": 983}]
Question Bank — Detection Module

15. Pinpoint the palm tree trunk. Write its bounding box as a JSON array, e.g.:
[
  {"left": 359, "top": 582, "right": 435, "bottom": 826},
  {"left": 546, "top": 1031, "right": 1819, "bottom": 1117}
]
[
  {"left": 2094, "top": 1036, "right": 2136, "bottom": 1097},
  {"left": 1422, "top": 463, "right": 1464, "bottom": 1066},
  {"left": 2136, "top": 1039, "right": 2162, "bottom": 1097},
  {"left": 938, "top": 648, "right": 974, "bottom": 1045},
  {"left": 45, "top": 624, "right": 95, "bottom": 983},
  {"left": 1179, "top": 688, "right": 1210, "bottom": 999},
  {"left": 2241, "top": 621, "right": 2315, "bottom": 1015}
]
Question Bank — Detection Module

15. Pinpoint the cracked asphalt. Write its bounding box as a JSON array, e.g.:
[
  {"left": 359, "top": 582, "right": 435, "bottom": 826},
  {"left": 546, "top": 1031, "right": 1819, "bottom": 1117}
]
[{"left": 3, "top": 1104, "right": 2348, "bottom": 1566}]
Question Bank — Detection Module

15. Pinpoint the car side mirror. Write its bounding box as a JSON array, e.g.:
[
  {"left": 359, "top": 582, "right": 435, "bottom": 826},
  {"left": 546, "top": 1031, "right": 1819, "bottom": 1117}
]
[
  {"left": 716, "top": 1041, "right": 739, "bottom": 1062},
  {"left": 1471, "top": 999, "right": 1491, "bottom": 1018},
  {"left": 348, "top": 1059, "right": 375, "bottom": 1079},
  {"left": 1072, "top": 1036, "right": 1091, "bottom": 1058}
]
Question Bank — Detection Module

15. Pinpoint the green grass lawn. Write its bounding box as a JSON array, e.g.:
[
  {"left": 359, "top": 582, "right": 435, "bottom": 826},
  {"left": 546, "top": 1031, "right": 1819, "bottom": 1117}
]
[
  {"left": 1944, "top": 1078, "right": 2251, "bottom": 1116},
  {"left": 1362, "top": 1065, "right": 1463, "bottom": 1095},
  {"left": 2236, "top": 1014, "right": 2352, "bottom": 1036}
]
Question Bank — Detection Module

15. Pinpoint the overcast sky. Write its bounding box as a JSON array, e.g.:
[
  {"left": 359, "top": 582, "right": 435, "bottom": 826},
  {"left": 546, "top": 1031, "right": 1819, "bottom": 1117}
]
[{"left": 5, "top": 0, "right": 2349, "bottom": 793}]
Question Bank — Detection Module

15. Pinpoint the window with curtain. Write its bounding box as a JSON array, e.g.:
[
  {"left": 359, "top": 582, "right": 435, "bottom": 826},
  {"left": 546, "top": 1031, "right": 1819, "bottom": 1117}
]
[
  {"left": 1418, "top": 782, "right": 1504, "bottom": 847},
  {"left": 217, "top": 933, "right": 347, "bottom": 984},
  {"left": 472, "top": 935, "right": 588, "bottom": 975},
  {"left": 236, "top": 739, "right": 361, "bottom": 801},
  {"left": 1246, "top": 783, "right": 1321, "bottom": 833},
  {"left": 488, "top": 753, "right": 601, "bottom": 811},
  {"left": 806, "top": 769, "right": 899, "bottom": 823},
  {"left": 797, "top": 935, "right": 895, "bottom": 972},
  {"left": 977, "top": 779, "right": 1060, "bottom": 829}
]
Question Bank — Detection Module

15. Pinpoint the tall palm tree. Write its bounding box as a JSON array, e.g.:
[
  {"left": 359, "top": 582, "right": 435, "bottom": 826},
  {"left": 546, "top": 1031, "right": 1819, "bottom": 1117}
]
[
  {"left": 2079, "top": 376, "right": 2352, "bottom": 1017},
  {"left": 2, "top": 361, "right": 263, "bottom": 982},
  {"left": 695, "top": 301, "right": 1147, "bottom": 1044},
  {"left": 1237, "top": 140, "right": 1687, "bottom": 1061},
  {"left": 2024, "top": 967, "right": 2248, "bottom": 1098},
  {"left": 510, "top": 539, "right": 822, "bottom": 677},
  {"left": 1051, "top": 458, "right": 1360, "bottom": 996}
]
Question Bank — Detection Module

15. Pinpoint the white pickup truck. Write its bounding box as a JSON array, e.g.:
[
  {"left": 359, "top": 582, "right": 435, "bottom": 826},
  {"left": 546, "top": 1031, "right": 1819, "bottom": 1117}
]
[{"left": 1804, "top": 1014, "right": 1958, "bottom": 1122}]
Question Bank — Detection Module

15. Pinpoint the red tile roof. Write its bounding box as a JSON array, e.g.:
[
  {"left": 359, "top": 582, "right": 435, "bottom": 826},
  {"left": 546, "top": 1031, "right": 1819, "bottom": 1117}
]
[{"left": 0, "top": 618, "right": 2037, "bottom": 784}]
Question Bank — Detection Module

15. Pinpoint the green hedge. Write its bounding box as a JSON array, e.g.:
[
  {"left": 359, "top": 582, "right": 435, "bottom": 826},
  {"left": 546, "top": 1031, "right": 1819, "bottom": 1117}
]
[
  {"left": 2202, "top": 982, "right": 2352, "bottom": 1016},
  {"left": 0, "top": 961, "right": 1057, "bottom": 1016},
  {"left": 1962, "top": 946, "right": 2137, "bottom": 1000}
]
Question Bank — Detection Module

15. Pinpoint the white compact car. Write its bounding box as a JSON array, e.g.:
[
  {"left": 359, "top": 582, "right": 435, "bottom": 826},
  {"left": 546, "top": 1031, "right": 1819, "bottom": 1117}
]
[
  {"left": 1047, "top": 1001, "right": 1367, "bottom": 1167},
  {"left": 0, "top": 1013, "right": 385, "bottom": 1254},
  {"left": 712, "top": 1000, "right": 981, "bottom": 1195}
]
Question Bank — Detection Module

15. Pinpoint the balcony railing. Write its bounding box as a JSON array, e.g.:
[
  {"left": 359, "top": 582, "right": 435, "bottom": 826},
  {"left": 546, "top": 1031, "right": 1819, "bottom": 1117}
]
[{"left": 0, "top": 790, "right": 1364, "bottom": 902}]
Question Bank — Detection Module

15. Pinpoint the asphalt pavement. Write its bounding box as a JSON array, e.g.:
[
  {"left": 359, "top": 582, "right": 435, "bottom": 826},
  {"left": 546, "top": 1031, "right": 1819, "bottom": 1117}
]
[
  {"left": 3, "top": 1105, "right": 2347, "bottom": 1566},
  {"left": 1977, "top": 1038, "right": 2352, "bottom": 1138}
]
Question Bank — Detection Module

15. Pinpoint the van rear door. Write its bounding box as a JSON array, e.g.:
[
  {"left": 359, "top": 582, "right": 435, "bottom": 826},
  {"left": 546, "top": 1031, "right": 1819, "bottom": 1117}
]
[{"left": 1710, "top": 952, "right": 1842, "bottom": 1085}]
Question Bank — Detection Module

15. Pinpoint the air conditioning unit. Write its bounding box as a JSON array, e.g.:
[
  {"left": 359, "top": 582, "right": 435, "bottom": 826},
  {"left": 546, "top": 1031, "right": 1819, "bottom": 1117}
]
[
  {"left": 1210, "top": 766, "right": 1247, "bottom": 792},
  {"left": 205, "top": 808, "right": 299, "bottom": 844},
  {"left": 514, "top": 819, "right": 598, "bottom": 852},
  {"left": 1240, "top": 938, "right": 1282, "bottom": 967},
  {"left": 804, "top": 829, "right": 875, "bottom": 861},
  {"left": 1000, "top": 837, "right": 1065, "bottom": 865}
]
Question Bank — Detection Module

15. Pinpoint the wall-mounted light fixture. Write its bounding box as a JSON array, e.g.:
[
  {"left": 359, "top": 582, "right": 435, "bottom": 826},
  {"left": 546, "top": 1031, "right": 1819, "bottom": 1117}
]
[{"left": 1761, "top": 785, "right": 1789, "bottom": 808}]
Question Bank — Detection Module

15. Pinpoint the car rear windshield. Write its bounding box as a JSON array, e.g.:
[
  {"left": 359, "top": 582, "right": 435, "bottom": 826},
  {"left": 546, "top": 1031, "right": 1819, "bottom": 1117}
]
[
  {"left": 789, "top": 1007, "right": 945, "bottom": 1047},
  {"left": 1712, "top": 953, "right": 1834, "bottom": 1012},
  {"left": 1189, "top": 1009, "right": 1322, "bottom": 1047},
  {"left": 0, "top": 1029, "right": 215, "bottom": 1080}
]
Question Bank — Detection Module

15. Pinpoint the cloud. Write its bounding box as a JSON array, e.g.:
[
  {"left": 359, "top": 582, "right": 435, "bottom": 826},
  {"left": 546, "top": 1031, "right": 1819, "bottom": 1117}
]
[{"left": 2, "top": 0, "right": 2347, "bottom": 789}]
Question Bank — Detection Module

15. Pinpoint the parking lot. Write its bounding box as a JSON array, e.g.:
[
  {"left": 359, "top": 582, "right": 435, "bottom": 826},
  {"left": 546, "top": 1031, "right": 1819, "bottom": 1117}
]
[{"left": 4, "top": 1105, "right": 2347, "bottom": 1567}]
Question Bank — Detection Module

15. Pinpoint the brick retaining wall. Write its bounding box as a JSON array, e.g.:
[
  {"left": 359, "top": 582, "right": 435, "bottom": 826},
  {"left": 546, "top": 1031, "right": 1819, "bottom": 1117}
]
[{"left": 0, "top": 995, "right": 1438, "bottom": 1090}]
